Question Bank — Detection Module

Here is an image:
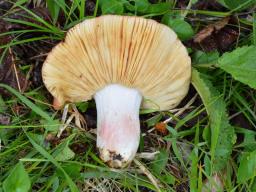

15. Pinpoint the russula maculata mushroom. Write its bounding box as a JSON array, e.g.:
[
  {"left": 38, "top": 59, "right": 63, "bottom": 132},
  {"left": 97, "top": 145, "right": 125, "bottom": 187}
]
[{"left": 42, "top": 15, "right": 191, "bottom": 168}]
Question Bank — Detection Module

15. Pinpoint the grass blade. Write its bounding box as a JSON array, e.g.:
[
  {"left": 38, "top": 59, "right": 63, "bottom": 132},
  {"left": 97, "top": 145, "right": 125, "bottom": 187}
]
[
  {"left": 0, "top": 84, "right": 52, "bottom": 121},
  {"left": 25, "top": 131, "right": 79, "bottom": 192}
]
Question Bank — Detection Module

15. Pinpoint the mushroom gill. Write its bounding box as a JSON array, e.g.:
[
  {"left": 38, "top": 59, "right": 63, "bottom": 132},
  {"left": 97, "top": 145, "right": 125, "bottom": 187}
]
[{"left": 42, "top": 15, "right": 191, "bottom": 168}]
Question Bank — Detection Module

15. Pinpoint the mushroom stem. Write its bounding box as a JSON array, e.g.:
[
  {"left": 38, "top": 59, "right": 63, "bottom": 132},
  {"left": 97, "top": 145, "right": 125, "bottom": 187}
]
[{"left": 94, "top": 84, "right": 142, "bottom": 168}]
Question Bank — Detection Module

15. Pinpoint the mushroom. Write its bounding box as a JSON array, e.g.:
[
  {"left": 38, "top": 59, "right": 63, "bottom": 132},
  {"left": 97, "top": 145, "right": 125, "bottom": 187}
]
[{"left": 42, "top": 15, "right": 191, "bottom": 168}]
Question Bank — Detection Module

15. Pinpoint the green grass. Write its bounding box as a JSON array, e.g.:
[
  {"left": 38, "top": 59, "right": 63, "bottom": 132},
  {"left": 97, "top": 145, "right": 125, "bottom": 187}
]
[{"left": 0, "top": 0, "right": 256, "bottom": 191}]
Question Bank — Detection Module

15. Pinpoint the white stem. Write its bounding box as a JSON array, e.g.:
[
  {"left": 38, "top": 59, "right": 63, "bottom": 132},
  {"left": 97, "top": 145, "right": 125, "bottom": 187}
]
[{"left": 94, "top": 84, "right": 142, "bottom": 168}]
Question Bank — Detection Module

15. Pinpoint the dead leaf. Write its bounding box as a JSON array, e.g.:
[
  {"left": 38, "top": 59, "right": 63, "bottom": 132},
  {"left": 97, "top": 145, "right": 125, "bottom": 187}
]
[
  {"left": 70, "top": 142, "right": 87, "bottom": 154},
  {"left": 194, "top": 17, "right": 230, "bottom": 43},
  {"left": 187, "top": 17, "right": 238, "bottom": 52},
  {"left": 215, "top": 27, "right": 239, "bottom": 51},
  {"left": 202, "top": 173, "right": 224, "bottom": 192}
]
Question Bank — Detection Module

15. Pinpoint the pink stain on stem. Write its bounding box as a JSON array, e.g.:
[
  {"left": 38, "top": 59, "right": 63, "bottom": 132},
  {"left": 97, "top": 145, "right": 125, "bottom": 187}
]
[{"left": 98, "top": 114, "right": 139, "bottom": 150}]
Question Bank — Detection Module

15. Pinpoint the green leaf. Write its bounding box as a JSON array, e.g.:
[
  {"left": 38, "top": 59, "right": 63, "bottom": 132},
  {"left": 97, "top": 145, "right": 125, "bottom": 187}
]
[
  {"left": 3, "top": 162, "right": 31, "bottom": 192},
  {"left": 204, "top": 155, "right": 211, "bottom": 176},
  {"left": 125, "top": 1, "right": 170, "bottom": 14},
  {"left": 193, "top": 50, "right": 219, "bottom": 65},
  {"left": 224, "top": 0, "right": 255, "bottom": 11},
  {"left": 145, "top": 113, "right": 162, "bottom": 127},
  {"left": 218, "top": 46, "right": 256, "bottom": 89},
  {"left": 54, "top": 134, "right": 76, "bottom": 161},
  {"left": 151, "top": 150, "right": 169, "bottom": 175},
  {"left": 41, "top": 119, "right": 60, "bottom": 133},
  {"left": 162, "top": 14, "right": 194, "bottom": 41},
  {"left": 146, "top": 3, "right": 171, "bottom": 14},
  {"left": 243, "top": 132, "right": 256, "bottom": 151},
  {"left": 125, "top": 0, "right": 150, "bottom": 13},
  {"left": 192, "top": 69, "right": 235, "bottom": 171},
  {"left": 25, "top": 132, "right": 79, "bottom": 192},
  {"left": 47, "top": 0, "right": 66, "bottom": 24},
  {"left": 55, "top": 145, "right": 75, "bottom": 161},
  {"left": 100, "top": 0, "right": 124, "bottom": 14},
  {"left": 161, "top": 172, "right": 175, "bottom": 185},
  {"left": 58, "top": 163, "right": 82, "bottom": 179},
  {"left": 76, "top": 102, "right": 89, "bottom": 113},
  {"left": 237, "top": 151, "right": 256, "bottom": 183}
]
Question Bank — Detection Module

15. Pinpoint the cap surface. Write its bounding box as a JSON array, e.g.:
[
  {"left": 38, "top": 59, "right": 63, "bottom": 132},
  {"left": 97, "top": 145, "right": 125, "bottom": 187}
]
[{"left": 42, "top": 15, "right": 191, "bottom": 110}]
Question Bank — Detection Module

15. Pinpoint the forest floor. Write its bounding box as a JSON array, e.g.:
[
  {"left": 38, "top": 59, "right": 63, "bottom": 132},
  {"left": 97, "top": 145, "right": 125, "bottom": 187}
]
[{"left": 0, "top": 0, "right": 256, "bottom": 191}]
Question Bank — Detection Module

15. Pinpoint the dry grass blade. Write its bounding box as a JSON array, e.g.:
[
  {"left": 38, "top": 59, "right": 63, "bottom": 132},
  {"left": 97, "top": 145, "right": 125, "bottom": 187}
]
[{"left": 133, "top": 158, "right": 162, "bottom": 192}]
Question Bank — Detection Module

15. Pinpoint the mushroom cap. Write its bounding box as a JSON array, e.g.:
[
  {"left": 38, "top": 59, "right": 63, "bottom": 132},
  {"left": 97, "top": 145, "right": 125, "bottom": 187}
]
[{"left": 42, "top": 15, "right": 191, "bottom": 110}]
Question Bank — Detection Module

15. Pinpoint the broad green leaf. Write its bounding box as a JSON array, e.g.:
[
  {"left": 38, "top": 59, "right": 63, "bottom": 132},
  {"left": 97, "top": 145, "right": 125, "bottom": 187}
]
[
  {"left": 146, "top": 3, "right": 171, "bottom": 14},
  {"left": 192, "top": 69, "right": 235, "bottom": 171},
  {"left": 76, "top": 102, "right": 89, "bottom": 113},
  {"left": 237, "top": 150, "right": 256, "bottom": 183},
  {"left": 218, "top": 46, "right": 256, "bottom": 89},
  {"left": 54, "top": 134, "right": 76, "bottom": 161},
  {"left": 151, "top": 150, "right": 169, "bottom": 175},
  {"left": 41, "top": 119, "right": 60, "bottom": 133},
  {"left": 58, "top": 163, "right": 82, "bottom": 179},
  {"left": 51, "top": 176, "right": 60, "bottom": 192},
  {"left": 236, "top": 128, "right": 256, "bottom": 151},
  {"left": 3, "top": 162, "right": 31, "bottom": 192},
  {"left": 29, "top": 133, "right": 45, "bottom": 146},
  {"left": 162, "top": 14, "right": 194, "bottom": 41},
  {"left": 55, "top": 146, "right": 75, "bottom": 161},
  {"left": 204, "top": 155, "right": 211, "bottom": 176},
  {"left": 125, "top": 0, "right": 150, "bottom": 13},
  {"left": 101, "top": 0, "right": 124, "bottom": 14},
  {"left": 193, "top": 50, "right": 219, "bottom": 65},
  {"left": 224, "top": 0, "right": 255, "bottom": 11},
  {"left": 243, "top": 132, "right": 256, "bottom": 151},
  {"left": 125, "top": 1, "right": 170, "bottom": 14},
  {"left": 160, "top": 171, "right": 175, "bottom": 185}
]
